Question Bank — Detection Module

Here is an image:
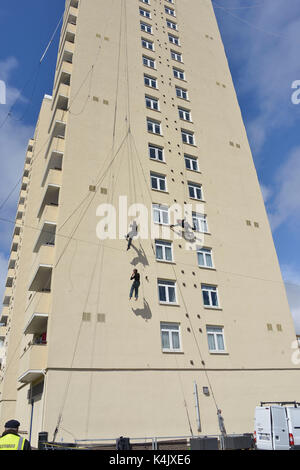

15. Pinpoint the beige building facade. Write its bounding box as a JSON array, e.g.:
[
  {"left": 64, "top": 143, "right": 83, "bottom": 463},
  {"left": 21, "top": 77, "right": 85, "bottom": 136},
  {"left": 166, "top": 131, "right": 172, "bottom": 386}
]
[{"left": 0, "top": 0, "right": 299, "bottom": 447}]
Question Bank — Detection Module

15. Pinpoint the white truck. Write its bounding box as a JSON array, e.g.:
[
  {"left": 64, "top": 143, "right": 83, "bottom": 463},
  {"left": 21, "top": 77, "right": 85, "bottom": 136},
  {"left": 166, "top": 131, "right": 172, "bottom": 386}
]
[{"left": 254, "top": 402, "right": 300, "bottom": 450}]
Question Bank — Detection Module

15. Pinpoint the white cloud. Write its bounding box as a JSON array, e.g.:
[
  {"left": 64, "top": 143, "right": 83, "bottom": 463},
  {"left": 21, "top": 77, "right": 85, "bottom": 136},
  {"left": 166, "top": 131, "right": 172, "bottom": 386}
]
[
  {"left": 267, "top": 146, "right": 300, "bottom": 231},
  {"left": 259, "top": 182, "right": 272, "bottom": 204},
  {"left": 0, "top": 57, "right": 34, "bottom": 253},
  {"left": 215, "top": 0, "right": 300, "bottom": 153}
]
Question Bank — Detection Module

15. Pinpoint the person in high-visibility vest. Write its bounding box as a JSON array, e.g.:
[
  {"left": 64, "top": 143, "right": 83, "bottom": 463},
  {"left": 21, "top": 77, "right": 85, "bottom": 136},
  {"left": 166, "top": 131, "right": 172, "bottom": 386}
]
[{"left": 0, "top": 420, "right": 31, "bottom": 450}]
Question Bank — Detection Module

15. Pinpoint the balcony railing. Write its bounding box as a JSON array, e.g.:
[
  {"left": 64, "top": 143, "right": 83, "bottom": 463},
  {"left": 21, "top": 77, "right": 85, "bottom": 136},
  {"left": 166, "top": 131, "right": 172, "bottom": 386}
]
[
  {"left": 25, "top": 292, "right": 51, "bottom": 327},
  {"left": 28, "top": 245, "right": 54, "bottom": 292},
  {"left": 18, "top": 344, "right": 48, "bottom": 384}
]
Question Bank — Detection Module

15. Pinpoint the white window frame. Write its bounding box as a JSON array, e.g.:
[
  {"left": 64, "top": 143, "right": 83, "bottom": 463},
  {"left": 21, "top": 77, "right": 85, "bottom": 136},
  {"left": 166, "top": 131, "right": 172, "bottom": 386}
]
[
  {"left": 141, "top": 22, "right": 152, "bottom": 34},
  {"left": 143, "top": 55, "right": 156, "bottom": 69},
  {"left": 202, "top": 284, "right": 219, "bottom": 308},
  {"left": 188, "top": 182, "right": 203, "bottom": 200},
  {"left": 171, "top": 50, "right": 182, "bottom": 62},
  {"left": 140, "top": 0, "right": 150, "bottom": 4},
  {"left": 140, "top": 7, "right": 151, "bottom": 18},
  {"left": 176, "top": 86, "right": 188, "bottom": 100},
  {"left": 206, "top": 326, "right": 226, "bottom": 353},
  {"left": 185, "top": 154, "right": 198, "bottom": 172},
  {"left": 181, "top": 129, "right": 195, "bottom": 145},
  {"left": 158, "top": 279, "right": 177, "bottom": 304},
  {"left": 153, "top": 204, "right": 169, "bottom": 225},
  {"left": 173, "top": 67, "right": 185, "bottom": 80},
  {"left": 142, "top": 37, "right": 154, "bottom": 51},
  {"left": 192, "top": 212, "right": 209, "bottom": 233},
  {"left": 166, "top": 19, "right": 177, "bottom": 30},
  {"left": 145, "top": 95, "right": 159, "bottom": 111},
  {"left": 144, "top": 74, "right": 157, "bottom": 88},
  {"left": 149, "top": 144, "right": 164, "bottom": 162},
  {"left": 151, "top": 172, "right": 167, "bottom": 192},
  {"left": 168, "top": 34, "right": 180, "bottom": 46},
  {"left": 155, "top": 240, "right": 173, "bottom": 262},
  {"left": 197, "top": 248, "right": 214, "bottom": 268},
  {"left": 147, "top": 118, "right": 162, "bottom": 135},
  {"left": 161, "top": 322, "right": 181, "bottom": 352},
  {"left": 178, "top": 107, "right": 191, "bottom": 121},
  {"left": 165, "top": 6, "right": 176, "bottom": 16}
]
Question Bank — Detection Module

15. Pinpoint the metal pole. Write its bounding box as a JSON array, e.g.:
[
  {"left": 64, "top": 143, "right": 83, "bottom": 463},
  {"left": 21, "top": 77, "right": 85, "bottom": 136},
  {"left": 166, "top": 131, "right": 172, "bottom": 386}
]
[
  {"left": 193, "top": 381, "right": 201, "bottom": 432},
  {"left": 29, "top": 399, "right": 34, "bottom": 444}
]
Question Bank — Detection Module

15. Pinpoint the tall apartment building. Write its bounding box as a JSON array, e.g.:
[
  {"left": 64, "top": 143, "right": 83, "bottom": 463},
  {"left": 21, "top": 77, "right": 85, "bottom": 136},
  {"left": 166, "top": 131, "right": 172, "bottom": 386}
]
[{"left": 0, "top": 0, "right": 299, "bottom": 447}]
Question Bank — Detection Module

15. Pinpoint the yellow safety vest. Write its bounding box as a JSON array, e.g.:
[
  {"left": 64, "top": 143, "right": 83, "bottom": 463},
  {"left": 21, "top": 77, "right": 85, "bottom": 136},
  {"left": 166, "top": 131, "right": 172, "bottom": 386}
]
[{"left": 0, "top": 434, "right": 25, "bottom": 450}]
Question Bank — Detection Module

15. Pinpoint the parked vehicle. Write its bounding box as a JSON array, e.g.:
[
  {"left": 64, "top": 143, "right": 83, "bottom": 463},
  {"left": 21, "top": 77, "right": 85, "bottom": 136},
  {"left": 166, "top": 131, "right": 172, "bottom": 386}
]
[{"left": 254, "top": 402, "right": 300, "bottom": 450}]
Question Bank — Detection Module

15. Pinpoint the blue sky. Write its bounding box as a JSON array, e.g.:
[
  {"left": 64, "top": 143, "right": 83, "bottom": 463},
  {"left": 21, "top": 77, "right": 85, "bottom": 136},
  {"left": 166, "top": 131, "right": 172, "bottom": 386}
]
[{"left": 0, "top": 0, "right": 300, "bottom": 331}]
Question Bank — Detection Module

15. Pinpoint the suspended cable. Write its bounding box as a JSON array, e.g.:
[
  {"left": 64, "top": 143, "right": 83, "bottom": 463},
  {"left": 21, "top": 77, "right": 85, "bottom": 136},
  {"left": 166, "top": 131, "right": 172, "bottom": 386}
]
[
  {"left": 212, "top": 0, "right": 285, "bottom": 39},
  {"left": 0, "top": 9, "right": 65, "bottom": 131}
]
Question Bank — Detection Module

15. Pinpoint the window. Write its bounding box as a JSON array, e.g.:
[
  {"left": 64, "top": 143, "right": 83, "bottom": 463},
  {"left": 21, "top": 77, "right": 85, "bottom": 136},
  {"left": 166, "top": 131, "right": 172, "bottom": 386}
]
[
  {"left": 207, "top": 326, "right": 225, "bottom": 352},
  {"left": 181, "top": 129, "right": 195, "bottom": 145},
  {"left": 192, "top": 212, "right": 208, "bottom": 233},
  {"left": 140, "top": 0, "right": 150, "bottom": 4},
  {"left": 149, "top": 144, "right": 164, "bottom": 162},
  {"left": 155, "top": 240, "right": 173, "bottom": 262},
  {"left": 161, "top": 323, "right": 181, "bottom": 352},
  {"left": 202, "top": 285, "right": 219, "bottom": 308},
  {"left": 185, "top": 154, "right": 198, "bottom": 171},
  {"left": 166, "top": 0, "right": 174, "bottom": 3},
  {"left": 147, "top": 118, "right": 161, "bottom": 135},
  {"left": 173, "top": 67, "right": 185, "bottom": 80},
  {"left": 143, "top": 55, "right": 155, "bottom": 69},
  {"left": 168, "top": 34, "right": 180, "bottom": 46},
  {"left": 197, "top": 248, "right": 213, "bottom": 268},
  {"left": 142, "top": 38, "right": 154, "bottom": 50},
  {"left": 146, "top": 95, "right": 159, "bottom": 111},
  {"left": 171, "top": 50, "right": 182, "bottom": 62},
  {"left": 178, "top": 107, "right": 191, "bottom": 121},
  {"left": 144, "top": 74, "right": 157, "bottom": 88},
  {"left": 153, "top": 204, "right": 169, "bottom": 225},
  {"left": 158, "top": 279, "right": 177, "bottom": 304},
  {"left": 140, "top": 8, "right": 151, "bottom": 18},
  {"left": 165, "top": 6, "right": 176, "bottom": 16},
  {"left": 166, "top": 19, "right": 177, "bottom": 30},
  {"left": 176, "top": 86, "right": 188, "bottom": 100},
  {"left": 188, "top": 182, "right": 203, "bottom": 200},
  {"left": 141, "top": 22, "right": 152, "bottom": 34},
  {"left": 151, "top": 172, "right": 167, "bottom": 191}
]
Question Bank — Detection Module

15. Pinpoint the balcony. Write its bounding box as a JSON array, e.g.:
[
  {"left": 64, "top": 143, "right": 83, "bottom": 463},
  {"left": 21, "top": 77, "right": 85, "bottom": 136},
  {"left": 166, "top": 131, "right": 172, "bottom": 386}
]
[
  {"left": 3, "top": 287, "right": 12, "bottom": 306},
  {"left": 38, "top": 205, "right": 59, "bottom": 231},
  {"left": 5, "top": 269, "right": 14, "bottom": 288},
  {"left": 0, "top": 325, "right": 7, "bottom": 337},
  {"left": 68, "top": 7, "right": 78, "bottom": 25},
  {"left": 28, "top": 245, "right": 54, "bottom": 292},
  {"left": 27, "top": 140, "right": 34, "bottom": 152},
  {"left": 18, "top": 344, "right": 47, "bottom": 384},
  {"left": 25, "top": 292, "right": 51, "bottom": 326},
  {"left": 24, "top": 313, "right": 48, "bottom": 336},
  {"left": 49, "top": 109, "right": 67, "bottom": 139},
  {"left": 43, "top": 168, "right": 62, "bottom": 188},
  {"left": 37, "top": 184, "right": 60, "bottom": 219},
  {"left": 26, "top": 152, "right": 32, "bottom": 164},
  {"left": 42, "top": 155, "right": 63, "bottom": 189},
  {"left": 33, "top": 222, "right": 56, "bottom": 253},
  {"left": 9, "top": 252, "right": 18, "bottom": 267},
  {"left": 1, "top": 306, "right": 9, "bottom": 318},
  {"left": 56, "top": 61, "right": 72, "bottom": 89},
  {"left": 51, "top": 82, "right": 69, "bottom": 112}
]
